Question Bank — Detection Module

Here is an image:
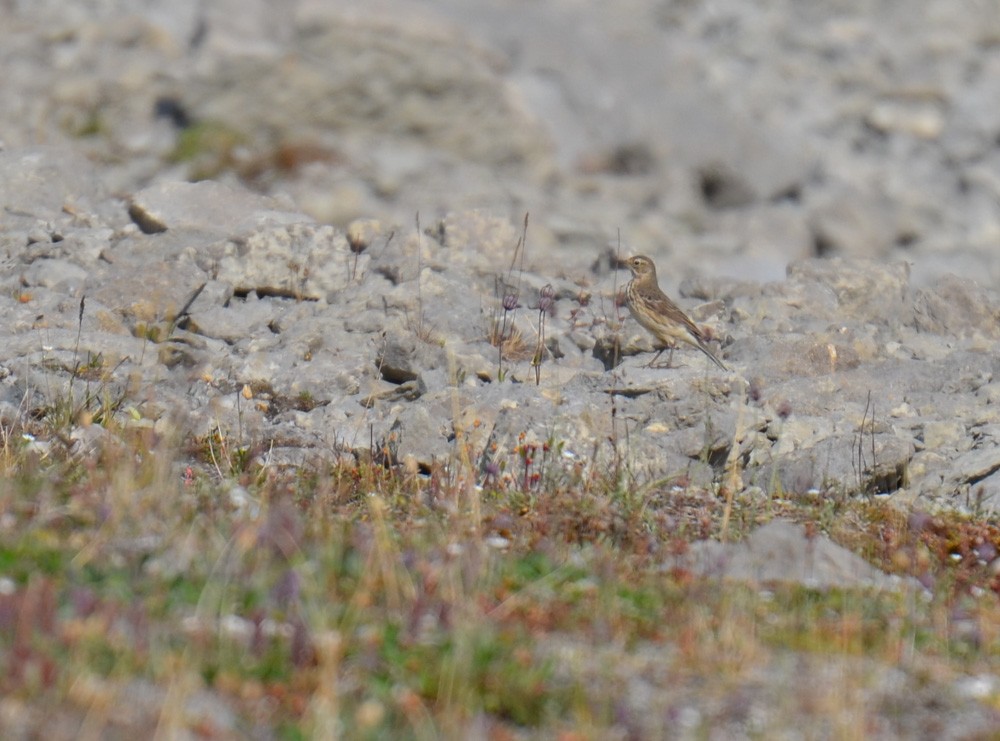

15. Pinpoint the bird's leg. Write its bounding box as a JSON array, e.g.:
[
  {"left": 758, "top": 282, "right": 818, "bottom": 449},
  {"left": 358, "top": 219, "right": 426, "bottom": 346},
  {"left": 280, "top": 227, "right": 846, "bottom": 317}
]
[{"left": 647, "top": 345, "right": 675, "bottom": 368}]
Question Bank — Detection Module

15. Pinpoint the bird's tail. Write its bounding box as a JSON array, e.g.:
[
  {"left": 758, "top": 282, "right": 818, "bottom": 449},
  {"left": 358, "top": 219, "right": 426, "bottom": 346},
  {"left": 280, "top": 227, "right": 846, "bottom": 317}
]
[{"left": 697, "top": 341, "right": 729, "bottom": 371}]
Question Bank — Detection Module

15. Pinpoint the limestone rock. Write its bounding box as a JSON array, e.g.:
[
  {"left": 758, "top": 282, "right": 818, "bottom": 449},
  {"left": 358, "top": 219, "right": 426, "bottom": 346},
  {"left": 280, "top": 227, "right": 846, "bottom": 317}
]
[{"left": 671, "top": 519, "right": 914, "bottom": 591}]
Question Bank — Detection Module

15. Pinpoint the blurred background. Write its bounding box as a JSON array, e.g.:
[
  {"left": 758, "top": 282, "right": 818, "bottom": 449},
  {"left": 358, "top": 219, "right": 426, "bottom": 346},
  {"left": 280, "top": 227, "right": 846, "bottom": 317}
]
[{"left": 4, "top": 0, "right": 1000, "bottom": 287}]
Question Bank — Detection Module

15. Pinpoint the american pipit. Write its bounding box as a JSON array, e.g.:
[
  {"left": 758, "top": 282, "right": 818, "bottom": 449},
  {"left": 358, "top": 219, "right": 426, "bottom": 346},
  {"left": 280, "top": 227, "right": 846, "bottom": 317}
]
[{"left": 622, "top": 254, "right": 728, "bottom": 371}]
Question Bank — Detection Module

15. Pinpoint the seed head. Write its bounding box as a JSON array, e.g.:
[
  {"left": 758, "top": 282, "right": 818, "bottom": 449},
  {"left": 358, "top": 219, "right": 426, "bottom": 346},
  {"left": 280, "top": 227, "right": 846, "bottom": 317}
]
[
  {"left": 538, "top": 284, "right": 555, "bottom": 313},
  {"left": 347, "top": 230, "right": 368, "bottom": 254},
  {"left": 347, "top": 220, "right": 381, "bottom": 254}
]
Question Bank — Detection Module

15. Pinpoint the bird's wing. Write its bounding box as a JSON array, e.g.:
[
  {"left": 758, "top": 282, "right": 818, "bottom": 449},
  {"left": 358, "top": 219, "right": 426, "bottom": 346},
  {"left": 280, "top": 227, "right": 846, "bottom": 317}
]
[{"left": 645, "top": 291, "right": 707, "bottom": 341}]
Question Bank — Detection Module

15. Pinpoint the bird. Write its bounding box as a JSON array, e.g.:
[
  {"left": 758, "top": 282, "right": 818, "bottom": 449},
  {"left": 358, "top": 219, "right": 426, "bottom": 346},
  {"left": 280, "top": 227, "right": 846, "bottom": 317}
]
[{"left": 622, "top": 254, "right": 728, "bottom": 371}]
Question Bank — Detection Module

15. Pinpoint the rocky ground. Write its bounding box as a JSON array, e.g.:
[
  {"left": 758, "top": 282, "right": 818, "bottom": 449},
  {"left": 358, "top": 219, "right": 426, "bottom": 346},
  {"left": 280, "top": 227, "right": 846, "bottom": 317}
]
[{"left": 2, "top": 0, "right": 1000, "bottom": 737}]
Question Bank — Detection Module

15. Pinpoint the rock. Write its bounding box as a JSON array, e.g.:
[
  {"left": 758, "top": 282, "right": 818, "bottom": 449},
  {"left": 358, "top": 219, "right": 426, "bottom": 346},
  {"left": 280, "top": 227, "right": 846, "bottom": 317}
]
[
  {"left": 87, "top": 260, "right": 211, "bottom": 327},
  {"left": 390, "top": 402, "right": 453, "bottom": 466},
  {"left": 20, "top": 258, "right": 89, "bottom": 290},
  {"left": 671, "top": 519, "right": 913, "bottom": 590},
  {"left": 967, "top": 468, "right": 1000, "bottom": 515},
  {"left": 785, "top": 258, "right": 912, "bottom": 326},
  {"left": 185, "top": 294, "right": 280, "bottom": 345},
  {"left": 0, "top": 147, "right": 109, "bottom": 222},
  {"left": 941, "top": 446, "right": 1000, "bottom": 493},
  {"left": 376, "top": 332, "right": 423, "bottom": 384},
  {"left": 709, "top": 203, "right": 814, "bottom": 267},
  {"left": 921, "top": 420, "right": 969, "bottom": 452},
  {"left": 127, "top": 181, "right": 303, "bottom": 236},
  {"left": 865, "top": 99, "right": 945, "bottom": 140},
  {"left": 751, "top": 433, "right": 913, "bottom": 497},
  {"left": 207, "top": 223, "right": 353, "bottom": 300},
  {"left": 912, "top": 274, "right": 1000, "bottom": 338},
  {"left": 182, "top": 12, "right": 554, "bottom": 179},
  {"left": 660, "top": 90, "right": 815, "bottom": 209},
  {"left": 941, "top": 51, "right": 1000, "bottom": 161},
  {"left": 438, "top": 210, "right": 523, "bottom": 270}
]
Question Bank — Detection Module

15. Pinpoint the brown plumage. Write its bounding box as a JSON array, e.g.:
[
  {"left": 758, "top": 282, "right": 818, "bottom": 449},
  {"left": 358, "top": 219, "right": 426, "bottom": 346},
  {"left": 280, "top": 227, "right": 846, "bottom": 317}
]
[{"left": 622, "top": 254, "right": 728, "bottom": 371}]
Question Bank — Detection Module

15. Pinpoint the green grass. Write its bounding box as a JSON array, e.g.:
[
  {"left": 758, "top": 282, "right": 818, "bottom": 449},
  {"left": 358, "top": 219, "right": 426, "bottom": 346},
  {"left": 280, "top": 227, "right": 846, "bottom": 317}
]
[{"left": 0, "top": 407, "right": 998, "bottom": 738}]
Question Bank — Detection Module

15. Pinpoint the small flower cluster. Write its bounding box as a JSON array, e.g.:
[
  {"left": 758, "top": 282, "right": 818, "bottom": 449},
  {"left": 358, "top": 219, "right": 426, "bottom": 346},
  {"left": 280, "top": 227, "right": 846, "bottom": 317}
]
[{"left": 482, "top": 432, "right": 562, "bottom": 493}]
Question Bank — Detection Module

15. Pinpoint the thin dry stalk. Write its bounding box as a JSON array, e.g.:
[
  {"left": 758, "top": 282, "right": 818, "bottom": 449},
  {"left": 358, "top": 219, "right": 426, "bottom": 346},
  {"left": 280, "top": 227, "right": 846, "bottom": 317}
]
[
  {"left": 366, "top": 494, "right": 416, "bottom": 613},
  {"left": 495, "top": 213, "right": 530, "bottom": 381},
  {"left": 532, "top": 283, "right": 554, "bottom": 385},
  {"left": 448, "top": 349, "right": 481, "bottom": 528},
  {"left": 720, "top": 378, "right": 749, "bottom": 542}
]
